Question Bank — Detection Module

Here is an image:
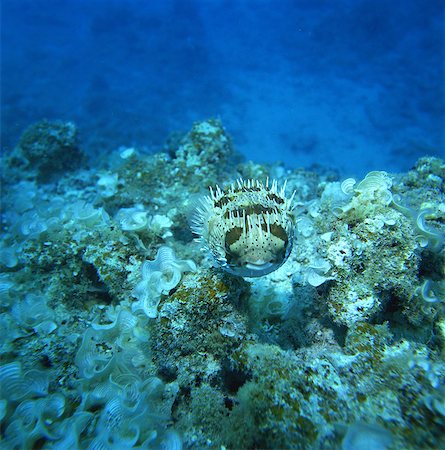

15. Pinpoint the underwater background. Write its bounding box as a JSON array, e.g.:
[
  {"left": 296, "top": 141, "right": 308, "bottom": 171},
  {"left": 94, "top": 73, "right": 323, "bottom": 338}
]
[
  {"left": 2, "top": 0, "right": 444, "bottom": 176},
  {"left": 1, "top": 0, "right": 445, "bottom": 449}
]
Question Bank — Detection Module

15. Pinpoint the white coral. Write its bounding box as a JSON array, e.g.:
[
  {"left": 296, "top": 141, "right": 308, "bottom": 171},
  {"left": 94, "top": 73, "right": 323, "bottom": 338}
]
[{"left": 116, "top": 205, "right": 149, "bottom": 232}]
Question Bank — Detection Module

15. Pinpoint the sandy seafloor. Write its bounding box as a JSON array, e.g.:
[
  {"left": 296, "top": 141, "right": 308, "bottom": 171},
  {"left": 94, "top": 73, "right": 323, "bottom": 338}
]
[{"left": 1, "top": 1, "right": 445, "bottom": 449}]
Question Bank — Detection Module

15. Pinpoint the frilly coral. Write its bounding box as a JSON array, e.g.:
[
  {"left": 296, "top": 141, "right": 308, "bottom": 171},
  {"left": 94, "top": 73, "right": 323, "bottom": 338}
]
[{"left": 132, "top": 246, "right": 196, "bottom": 318}]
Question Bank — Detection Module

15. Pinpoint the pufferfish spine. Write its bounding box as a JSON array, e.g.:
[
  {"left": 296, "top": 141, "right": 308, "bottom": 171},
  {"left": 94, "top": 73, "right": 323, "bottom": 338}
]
[{"left": 191, "top": 178, "right": 296, "bottom": 277}]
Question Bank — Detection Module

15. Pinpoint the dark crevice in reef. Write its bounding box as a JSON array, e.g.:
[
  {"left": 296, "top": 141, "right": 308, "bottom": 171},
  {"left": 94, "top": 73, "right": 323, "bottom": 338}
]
[
  {"left": 82, "top": 262, "right": 113, "bottom": 304},
  {"left": 374, "top": 294, "right": 404, "bottom": 326},
  {"left": 419, "top": 250, "right": 443, "bottom": 281},
  {"left": 322, "top": 318, "right": 347, "bottom": 348},
  {"left": 220, "top": 358, "right": 251, "bottom": 395},
  {"left": 171, "top": 386, "right": 191, "bottom": 419},
  {"left": 223, "top": 396, "right": 234, "bottom": 411},
  {"left": 157, "top": 363, "right": 178, "bottom": 383},
  {"left": 377, "top": 291, "right": 434, "bottom": 344}
]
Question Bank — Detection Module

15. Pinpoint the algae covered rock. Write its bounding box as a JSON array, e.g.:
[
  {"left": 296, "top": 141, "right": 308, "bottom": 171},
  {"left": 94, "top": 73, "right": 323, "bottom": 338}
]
[
  {"left": 18, "top": 119, "right": 85, "bottom": 182},
  {"left": 172, "top": 118, "right": 238, "bottom": 187}
]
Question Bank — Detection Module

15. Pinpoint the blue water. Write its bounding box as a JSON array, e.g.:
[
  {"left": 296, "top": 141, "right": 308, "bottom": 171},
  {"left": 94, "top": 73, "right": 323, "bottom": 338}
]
[{"left": 1, "top": 0, "right": 443, "bottom": 176}]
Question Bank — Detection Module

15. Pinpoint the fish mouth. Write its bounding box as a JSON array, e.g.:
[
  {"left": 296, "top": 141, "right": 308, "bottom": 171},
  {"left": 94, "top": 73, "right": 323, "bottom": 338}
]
[
  {"left": 245, "top": 261, "right": 274, "bottom": 272},
  {"left": 224, "top": 260, "right": 283, "bottom": 278}
]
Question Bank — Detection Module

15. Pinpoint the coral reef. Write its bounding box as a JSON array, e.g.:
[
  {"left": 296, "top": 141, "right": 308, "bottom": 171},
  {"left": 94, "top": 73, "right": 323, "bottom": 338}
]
[{"left": 0, "top": 120, "right": 444, "bottom": 449}]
